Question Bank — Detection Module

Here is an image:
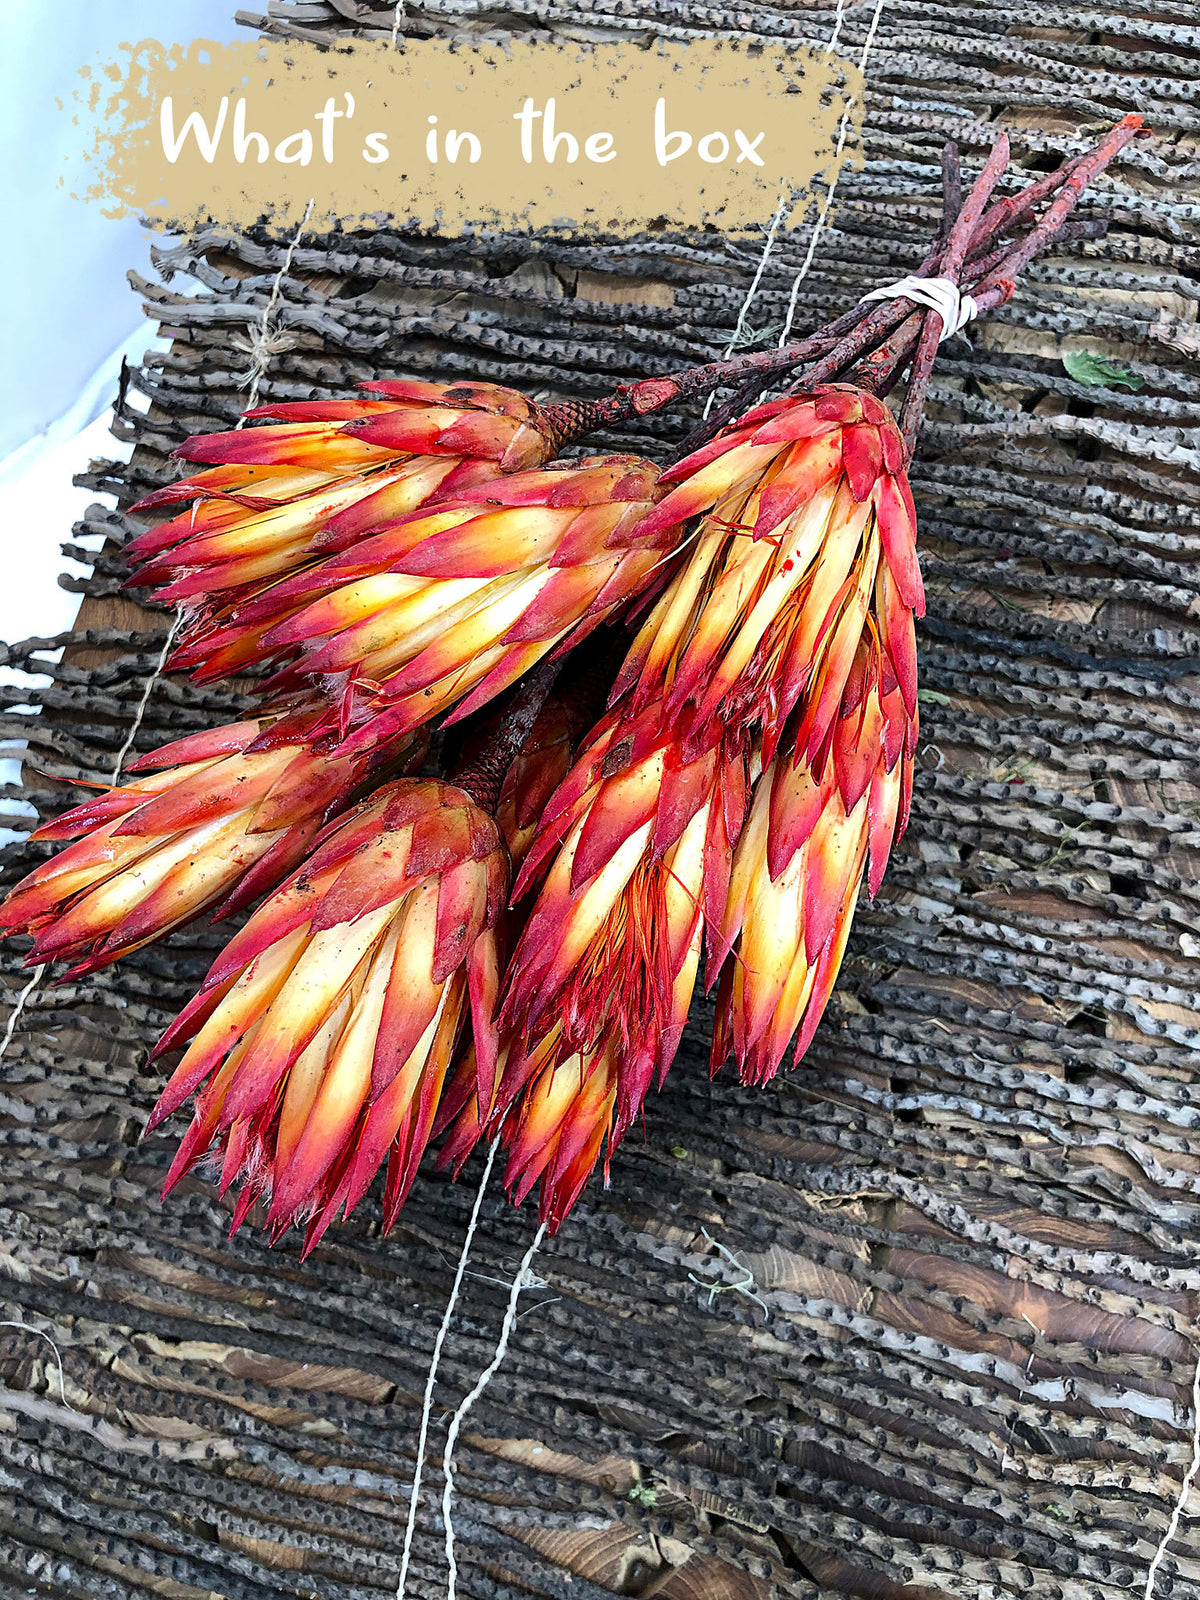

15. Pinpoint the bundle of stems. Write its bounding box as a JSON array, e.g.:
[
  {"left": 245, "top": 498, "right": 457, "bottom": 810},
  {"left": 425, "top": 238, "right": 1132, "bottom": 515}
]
[{"left": 537, "top": 113, "right": 1141, "bottom": 455}]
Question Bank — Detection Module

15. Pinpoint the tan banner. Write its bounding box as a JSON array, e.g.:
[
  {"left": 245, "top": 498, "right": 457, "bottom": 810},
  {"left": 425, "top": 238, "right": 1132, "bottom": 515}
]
[{"left": 70, "top": 36, "right": 860, "bottom": 236}]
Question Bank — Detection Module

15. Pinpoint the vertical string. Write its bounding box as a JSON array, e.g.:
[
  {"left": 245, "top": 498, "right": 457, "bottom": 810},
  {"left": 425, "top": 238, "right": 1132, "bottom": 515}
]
[
  {"left": 107, "top": 614, "right": 182, "bottom": 785},
  {"left": 383, "top": 0, "right": 535, "bottom": 1565},
  {"left": 0, "top": 965, "right": 45, "bottom": 1068},
  {"left": 441, "top": 1221, "right": 548, "bottom": 1600},
  {"left": 825, "top": 0, "right": 848, "bottom": 56},
  {"left": 699, "top": 0, "right": 888, "bottom": 425},
  {"left": 238, "top": 196, "right": 315, "bottom": 419},
  {"left": 0, "top": 1321, "right": 78, "bottom": 1412},
  {"left": 701, "top": 189, "right": 791, "bottom": 420},
  {"left": 395, "top": 1140, "right": 499, "bottom": 1600},
  {"left": 776, "top": 0, "right": 889, "bottom": 350},
  {"left": 1144, "top": 1348, "right": 1200, "bottom": 1600}
]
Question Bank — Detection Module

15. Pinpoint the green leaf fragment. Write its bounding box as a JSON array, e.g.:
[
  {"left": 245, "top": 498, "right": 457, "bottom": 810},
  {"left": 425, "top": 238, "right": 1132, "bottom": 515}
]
[{"left": 1062, "top": 350, "right": 1144, "bottom": 391}]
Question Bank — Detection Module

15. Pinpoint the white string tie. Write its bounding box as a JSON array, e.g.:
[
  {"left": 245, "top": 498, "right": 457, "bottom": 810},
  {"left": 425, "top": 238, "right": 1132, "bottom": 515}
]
[
  {"left": 858, "top": 274, "right": 978, "bottom": 340},
  {"left": 237, "top": 196, "right": 314, "bottom": 418}
]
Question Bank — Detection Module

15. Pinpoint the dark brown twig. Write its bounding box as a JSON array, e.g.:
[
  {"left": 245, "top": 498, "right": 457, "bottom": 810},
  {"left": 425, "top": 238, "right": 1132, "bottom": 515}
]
[{"left": 938, "top": 141, "right": 962, "bottom": 247}]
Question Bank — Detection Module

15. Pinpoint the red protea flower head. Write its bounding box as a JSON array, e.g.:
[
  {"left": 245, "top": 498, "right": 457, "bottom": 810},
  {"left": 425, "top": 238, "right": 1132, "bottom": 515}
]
[
  {"left": 0, "top": 709, "right": 421, "bottom": 977},
  {"left": 611, "top": 384, "right": 920, "bottom": 765},
  {"left": 498, "top": 1038, "right": 620, "bottom": 1232},
  {"left": 165, "top": 454, "right": 678, "bottom": 751},
  {"left": 124, "top": 380, "right": 555, "bottom": 608},
  {"left": 710, "top": 640, "right": 917, "bottom": 1086},
  {"left": 148, "top": 776, "right": 508, "bottom": 1250},
  {"left": 506, "top": 705, "right": 746, "bottom": 1074},
  {"left": 457, "top": 703, "right": 749, "bottom": 1226}
]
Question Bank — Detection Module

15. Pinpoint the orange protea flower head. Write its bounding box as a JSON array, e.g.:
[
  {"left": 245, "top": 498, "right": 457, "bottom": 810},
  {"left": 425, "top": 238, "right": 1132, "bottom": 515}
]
[
  {"left": 505, "top": 705, "right": 746, "bottom": 1074},
  {"left": 169, "top": 453, "right": 677, "bottom": 750},
  {"left": 148, "top": 776, "right": 507, "bottom": 1250},
  {"left": 497, "top": 1036, "right": 620, "bottom": 1232},
  {"left": 0, "top": 709, "right": 422, "bottom": 978},
  {"left": 710, "top": 639, "right": 918, "bottom": 1087},
  {"left": 611, "top": 384, "right": 920, "bottom": 764},
  {"left": 468, "top": 703, "right": 749, "bottom": 1225},
  {"left": 429, "top": 666, "right": 606, "bottom": 1216},
  {"left": 125, "top": 380, "right": 555, "bottom": 606}
]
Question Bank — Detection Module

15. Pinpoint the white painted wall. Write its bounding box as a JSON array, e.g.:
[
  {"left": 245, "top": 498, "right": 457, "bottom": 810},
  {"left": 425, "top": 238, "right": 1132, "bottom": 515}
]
[{"left": 0, "top": 0, "right": 244, "bottom": 644}]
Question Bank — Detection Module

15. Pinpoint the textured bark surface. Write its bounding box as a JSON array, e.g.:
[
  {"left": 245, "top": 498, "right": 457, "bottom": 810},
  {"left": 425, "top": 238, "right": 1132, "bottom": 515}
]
[{"left": 1, "top": 3, "right": 1199, "bottom": 1597}]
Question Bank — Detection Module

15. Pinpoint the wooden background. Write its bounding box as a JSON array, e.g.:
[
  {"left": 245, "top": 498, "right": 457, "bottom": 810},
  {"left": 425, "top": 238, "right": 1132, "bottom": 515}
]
[{"left": 1, "top": 2, "right": 1199, "bottom": 1596}]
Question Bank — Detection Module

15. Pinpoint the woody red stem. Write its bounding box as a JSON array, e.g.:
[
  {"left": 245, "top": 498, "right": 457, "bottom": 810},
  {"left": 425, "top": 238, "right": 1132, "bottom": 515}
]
[
  {"left": 452, "top": 659, "right": 561, "bottom": 815},
  {"left": 895, "top": 133, "right": 1011, "bottom": 446},
  {"left": 866, "top": 114, "right": 1144, "bottom": 441}
]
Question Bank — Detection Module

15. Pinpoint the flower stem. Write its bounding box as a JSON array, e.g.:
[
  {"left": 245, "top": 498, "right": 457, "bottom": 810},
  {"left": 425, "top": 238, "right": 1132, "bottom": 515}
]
[
  {"left": 536, "top": 115, "right": 1144, "bottom": 462},
  {"left": 898, "top": 131, "right": 1011, "bottom": 450},
  {"left": 452, "top": 659, "right": 561, "bottom": 814}
]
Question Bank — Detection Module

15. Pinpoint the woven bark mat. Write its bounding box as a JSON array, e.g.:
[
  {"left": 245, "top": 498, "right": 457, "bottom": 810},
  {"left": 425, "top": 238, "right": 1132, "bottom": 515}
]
[{"left": 1, "top": 3, "right": 1198, "bottom": 1596}]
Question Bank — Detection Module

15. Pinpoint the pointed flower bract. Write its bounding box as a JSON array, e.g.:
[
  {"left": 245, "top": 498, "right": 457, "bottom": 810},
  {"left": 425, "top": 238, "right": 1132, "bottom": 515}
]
[
  {"left": 612, "top": 384, "right": 920, "bottom": 767},
  {"left": 0, "top": 710, "right": 422, "bottom": 977},
  {"left": 126, "top": 379, "right": 554, "bottom": 610},
  {"left": 149, "top": 776, "right": 507, "bottom": 1250}
]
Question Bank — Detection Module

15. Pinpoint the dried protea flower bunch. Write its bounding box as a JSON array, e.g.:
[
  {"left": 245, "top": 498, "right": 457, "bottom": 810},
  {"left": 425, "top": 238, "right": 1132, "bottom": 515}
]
[{"left": 2, "top": 117, "right": 1141, "bottom": 1245}]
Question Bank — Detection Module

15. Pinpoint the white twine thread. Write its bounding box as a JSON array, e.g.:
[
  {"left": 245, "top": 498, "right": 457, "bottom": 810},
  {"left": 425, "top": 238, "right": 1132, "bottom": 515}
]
[
  {"left": 2, "top": 140, "right": 308, "bottom": 1064},
  {"left": 702, "top": 190, "right": 791, "bottom": 419},
  {"left": 0, "top": 965, "right": 45, "bottom": 1068},
  {"left": 700, "top": 0, "right": 851, "bottom": 418},
  {"left": 395, "top": 1139, "right": 499, "bottom": 1600},
  {"left": 121, "top": 195, "right": 314, "bottom": 795},
  {"left": 1144, "top": 1348, "right": 1200, "bottom": 1600},
  {"left": 999, "top": 1314, "right": 1041, "bottom": 1475},
  {"left": 776, "top": 0, "right": 889, "bottom": 350},
  {"left": 858, "top": 273, "right": 978, "bottom": 338},
  {"left": 0, "top": 1320, "right": 79, "bottom": 1412},
  {"left": 237, "top": 197, "right": 315, "bottom": 418},
  {"left": 109, "top": 613, "right": 183, "bottom": 785},
  {"left": 391, "top": 0, "right": 405, "bottom": 47},
  {"left": 699, "top": 0, "right": 887, "bottom": 423},
  {"left": 441, "top": 1220, "right": 548, "bottom": 1600},
  {"left": 687, "top": 1227, "right": 770, "bottom": 1321},
  {"left": 826, "top": 0, "right": 848, "bottom": 56}
]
